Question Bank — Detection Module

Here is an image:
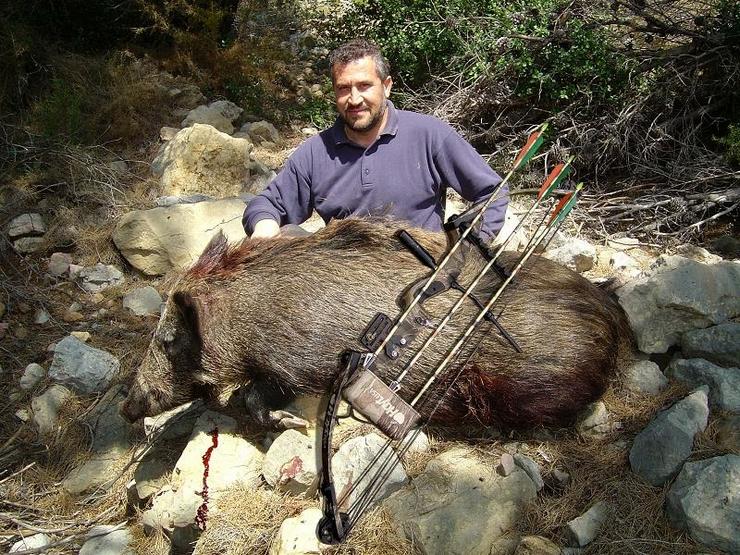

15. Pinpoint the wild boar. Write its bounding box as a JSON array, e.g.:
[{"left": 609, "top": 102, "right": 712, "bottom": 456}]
[{"left": 121, "top": 218, "right": 632, "bottom": 430}]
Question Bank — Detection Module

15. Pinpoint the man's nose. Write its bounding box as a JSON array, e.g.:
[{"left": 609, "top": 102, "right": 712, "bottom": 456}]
[{"left": 348, "top": 87, "right": 362, "bottom": 104}]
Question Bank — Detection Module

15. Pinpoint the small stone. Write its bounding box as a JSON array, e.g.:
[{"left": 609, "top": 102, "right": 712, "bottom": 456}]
[
  {"left": 497, "top": 453, "right": 517, "bottom": 477},
  {"left": 123, "top": 286, "right": 163, "bottom": 316},
  {"left": 674, "top": 244, "right": 722, "bottom": 264},
  {"left": 79, "top": 524, "right": 134, "bottom": 555},
  {"left": 552, "top": 468, "right": 571, "bottom": 485},
  {"left": 32, "top": 385, "right": 74, "bottom": 436},
  {"left": 515, "top": 535, "right": 561, "bottom": 555},
  {"left": 68, "top": 264, "right": 83, "bottom": 279},
  {"left": 63, "top": 310, "right": 84, "bottom": 322},
  {"left": 8, "top": 213, "right": 46, "bottom": 238},
  {"left": 92, "top": 293, "right": 105, "bottom": 304},
  {"left": 34, "top": 308, "right": 50, "bottom": 324},
  {"left": 576, "top": 402, "right": 614, "bottom": 438},
  {"left": 13, "top": 236, "right": 45, "bottom": 254},
  {"left": 77, "top": 263, "right": 124, "bottom": 293},
  {"left": 15, "top": 409, "right": 30, "bottom": 421},
  {"left": 269, "top": 507, "right": 323, "bottom": 555},
  {"left": 69, "top": 301, "right": 83, "bottom": 312},
  {"left": 9, "top": 533, "right": 52, "bottom": 553},
  {"left": 513, "top": 454, "right": 544, "bottom": 491},
  {"left": 20, "top": 363, "right": 45, "bottom": 390},
  {"left": 624, "top": 360, "right": 668, "bottom": 395},
  {"left": 301, "top": 127, "right": 318, "bottom": 136},
  {"left": 566, "top": 501, "right": 609, "bottom": 547},
  {"left": 14, "top": 325, "right": 28, "bottom": 339},
  {"left": 160, "top": 126, "right": 180, "bottom": 141},
  {"left": 48, "top": 252, "right": 73, "bottom": 277},
  {"left": 610, "top": 251, "right": 639, "bottom": 270},
  {"left": 71, "top": 331, "right": 91, "bottom": 342},
  {"left": 108, "top": 160, "right": 128, "bottom": 173}
]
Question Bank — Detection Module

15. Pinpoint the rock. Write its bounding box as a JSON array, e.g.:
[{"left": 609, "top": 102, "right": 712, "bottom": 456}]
[
  {"left": 181, "top": 100, "right": 243, "bottom": 134},
  {"left": 565, "top": 502, "right": 609, "bottom": 547},
  {"left": 123, "top": 286, "right": 163, "bottom": 316},
  {"left": 71, "top": 331, "right": 91, "bottom": 342},
  {"left": 551, "top": 468, "right": 571, "bottom": 486},
  {"left": 667, "top": 358, "right": 740, "bottom": 412},
  {"left": 48, "top": 335, "right": 120, "bottom": 394},
  {"left": 144, "top": 400, "right": 205, "bottom": 440},
  {"left": 63, "top": 309, "right": 84, "bottom": 322},
  {"left": 8, "top": 213, "right": 46, "bottom": 238},
  {"left": 113, "top": 198, "right": 248, "bottom": 275},
  {"left": 543, "top": 238, "right": 596, "bottom": 272},
  {"left": 624, "top": 360, "right": 668, "bottom": 395},
  {"left": 152, "top": 124, "right": 271, "bottom": 198},
  {"left": 616, "top": 255, "right": 740, "bottom": 353},
  {"left": 269, "top": 507, "right": 323, "bottom": 555},
  {"left": 13, "top": 236, "right": 45, "bottom": 254},
  {"left": 79, "top": 525, "right": 134, "bottom": 555},
  {"left": 497, "top": 453, "right": 517, "bottom": 477},
  {"left": 716, "top": 415, "right": 740, "bottom": 451},
  {"left": 241, "top": 120, "right": 281, "bottom": 144},
  {"left": 629, "top": 387, "right": 709, "bottom": 486},
  {"left": 155, "top": 193, "right": 213, "bottom": 207},
  {"left": 262, "top": 429, "right": 318, "bottom": 494},
  {"left": 610, "top": 251, "right": 639, "bottom": 271},
  {"left": 680, "top": 322, "right": 740, "bottom": 367},
  {"left": 9, "top": 533, "right": 52, "bottom": 553},
  {"left": 301, "top": 127, "right": 318, "bottom": 136},
  {"left": 15, "top": 408, "right": 30, "bottom": 421},
  {"left": 63, "top": 451, "right": 122, "bottom": 494},
  {"left": 48, "top": 252, "right": 73, "bottom": 276},
  {"left": 77, "top": 263, "right": 124, "bottom": 293},
  {"left": 333, "top": 433, "right": 407, "bottom": 510},
  {"left": 384, "top": 447, "right": 538, "bottom": 555},
  {"left": 513, "top": 454, "right": 545, "bottom": 491},
  {"left": 108, "top": 160, "right": 128, "bottom": 174},
  {"left": 33, "top": 308, "right": 50, "bottom": 324},
  {"left": 576, "top": 402, "right": 618, "bottom": 437},
  {"left": 19, "top": 362, "right": 45, "bottom": 390},
  {"left": 87, "top": 385, "right": 131, "bottom": 454},
  {"left": 515, "top": 535, "right": 561, "bottom": 555},
  {"left": 133, "top": 451, "right": 172, "bottom": 501},
  {"left": 142, "top": 411, "right": 263, "bottom": 540},
  {"left": 674, "top": 244, "right": 722, "bottom": 264},
  {"left": 14, "top": 324, "right": 28, "bottom": 339},
  {"left": 665, "top": 455, "right": 739, "bottom": 553},
  {"left": 31, "top": 385, "right": 74, "bottom": 436},
  {"left": 160, "top": 126, "right": 180, "bottom": 141},
  {"left": 68, "top": 263, "right": 83, "bottom": 279}
]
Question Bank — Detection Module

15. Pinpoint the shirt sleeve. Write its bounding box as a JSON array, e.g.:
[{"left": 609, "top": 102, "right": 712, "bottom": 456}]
[
  {"left": 242, "top": 155, "right": 313, "bottom": 235},
  {"left": 432, "top": 128, "right": 508, "bottom": 242}
]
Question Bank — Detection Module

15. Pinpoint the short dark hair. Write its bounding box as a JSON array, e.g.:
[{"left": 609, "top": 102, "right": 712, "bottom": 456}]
[{"left": 329, "top": 39, "right": 391, "bottom": 81}]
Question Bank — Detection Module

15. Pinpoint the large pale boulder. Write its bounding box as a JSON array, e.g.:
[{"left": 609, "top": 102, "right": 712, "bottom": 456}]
[
  {"left": 617, "top": 255, "right": 740, "bottom": 353},
  {"left": 152, "top": 124, "right": 268, "bottom": 198},
  {"left": 666, "top": 455, "right": 739, "bottom": 553},
  {"left": 112, "top": 198, "right": 247, "bottom": 275},
  {"left": 383, "top": 447, "right": 537, "bottom": 555}
]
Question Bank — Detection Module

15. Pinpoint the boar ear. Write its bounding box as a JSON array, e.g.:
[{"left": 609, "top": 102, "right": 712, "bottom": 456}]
[
  {"left": 202, "top": 231, "right": 228, "bottom": 258},
  {"left": 172, "top": 291, "right": 205, "bottom": 341}
]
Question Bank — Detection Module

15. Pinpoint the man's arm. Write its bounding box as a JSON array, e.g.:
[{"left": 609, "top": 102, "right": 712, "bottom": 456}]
[
  {"left": 242, "top": 155, "right": 314, "bottom": 237},
  {"left": 432, "top": 128, "right": 508, "bottom": 242}
]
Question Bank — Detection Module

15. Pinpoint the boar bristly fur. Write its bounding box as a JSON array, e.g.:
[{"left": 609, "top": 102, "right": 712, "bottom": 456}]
[{"left": 121, "top": 218, "right": 633, "bottom": 430}]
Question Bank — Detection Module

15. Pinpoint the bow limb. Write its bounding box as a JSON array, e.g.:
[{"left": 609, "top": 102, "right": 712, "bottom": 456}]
[{"left": 317, "top": 351, "right": 363, "bottom": 544}]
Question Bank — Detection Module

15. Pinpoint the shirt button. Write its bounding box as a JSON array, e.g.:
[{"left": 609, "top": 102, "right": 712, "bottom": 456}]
[{"left": 364, "top": 169, "right": 369, "bottom": 174}]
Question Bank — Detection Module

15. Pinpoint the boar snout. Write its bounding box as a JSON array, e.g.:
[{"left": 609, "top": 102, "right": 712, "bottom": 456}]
[{"left": 120, "top": 386, "right": 149, "bottom": 423}]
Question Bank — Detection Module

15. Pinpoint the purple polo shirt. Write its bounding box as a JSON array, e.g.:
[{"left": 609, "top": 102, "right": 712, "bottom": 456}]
[{"left": 243, "top": 101, "right": 507, "bottom": 241}]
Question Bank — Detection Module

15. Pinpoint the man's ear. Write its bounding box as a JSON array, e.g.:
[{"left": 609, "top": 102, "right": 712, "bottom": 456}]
[{"left": 383, "top": 76, "right": 393, "bottom": 98}]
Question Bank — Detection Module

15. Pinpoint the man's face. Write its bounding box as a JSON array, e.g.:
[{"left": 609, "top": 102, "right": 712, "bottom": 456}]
[{"left": 332, "top": 56, "right": 392, "bottom": 134}]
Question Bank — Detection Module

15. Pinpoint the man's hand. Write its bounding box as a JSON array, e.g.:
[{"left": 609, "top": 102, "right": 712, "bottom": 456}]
[{"left": 251, "top": 218, "right": 280, "bottom": 239}]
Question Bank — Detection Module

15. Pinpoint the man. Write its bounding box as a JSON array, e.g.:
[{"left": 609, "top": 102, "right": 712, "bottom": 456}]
[{"left": 243, "top": 39, "right": 507, "bottom": 241}]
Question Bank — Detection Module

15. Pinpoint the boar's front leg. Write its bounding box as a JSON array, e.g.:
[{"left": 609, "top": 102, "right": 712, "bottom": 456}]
[{"left": 241, "top": 379, "right": 308, "bottom": 430}]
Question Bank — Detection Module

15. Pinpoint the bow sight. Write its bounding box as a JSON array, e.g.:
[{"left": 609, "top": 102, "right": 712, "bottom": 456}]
[{"left": 318, "top": 124, "right": 582, "bottom": 544}]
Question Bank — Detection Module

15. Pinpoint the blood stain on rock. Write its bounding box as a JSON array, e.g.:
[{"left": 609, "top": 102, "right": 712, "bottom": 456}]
[{"left": 194, "top": 427, "right": 219, "bottom": 530}]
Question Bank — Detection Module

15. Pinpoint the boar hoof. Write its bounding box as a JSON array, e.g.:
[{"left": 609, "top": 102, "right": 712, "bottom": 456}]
[{"left": 268, "top": 410, "right": 309, "bottom": 430}]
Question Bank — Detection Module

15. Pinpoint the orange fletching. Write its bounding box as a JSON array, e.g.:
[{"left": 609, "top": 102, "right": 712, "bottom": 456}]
[{"left": 538, "top": 163, "right": 565, "bottom": 199}]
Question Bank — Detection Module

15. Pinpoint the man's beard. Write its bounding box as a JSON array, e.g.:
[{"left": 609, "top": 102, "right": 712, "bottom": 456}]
[{"left": 342, "top": 102, "right": 386, "bottom": 132}]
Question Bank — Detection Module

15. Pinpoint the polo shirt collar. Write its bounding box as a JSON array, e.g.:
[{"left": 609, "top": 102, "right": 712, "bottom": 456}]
[{"left": 332, "top": 100, "right": 399, "bottom": 146}]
